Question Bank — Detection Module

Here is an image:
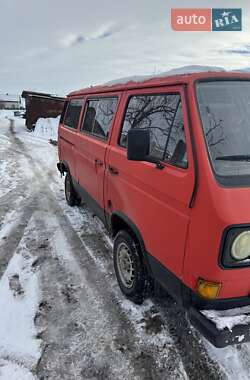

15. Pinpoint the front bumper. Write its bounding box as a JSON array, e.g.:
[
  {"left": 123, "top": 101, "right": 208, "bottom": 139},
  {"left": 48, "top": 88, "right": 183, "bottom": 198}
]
[{"left": 189, "top": 307, "right": 250, "bottom": 347}]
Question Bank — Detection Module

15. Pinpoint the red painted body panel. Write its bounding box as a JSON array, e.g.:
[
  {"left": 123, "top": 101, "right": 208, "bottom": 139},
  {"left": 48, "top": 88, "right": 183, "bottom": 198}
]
[
  {"left": 76, "top": 132, "right": 104, "bottom": 204},
  {"left": 59, "top": 71, "right": 250, "bottom": 302},
  {"left": 58, "top": 126, "right": 78, "bottom": 179},
  {"left": 106, "top": 86, "right": 195, "bottom": 279}
]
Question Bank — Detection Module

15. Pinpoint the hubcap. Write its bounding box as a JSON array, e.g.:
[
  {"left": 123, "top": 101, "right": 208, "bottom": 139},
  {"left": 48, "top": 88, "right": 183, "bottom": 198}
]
[{"left": 117, "top": 242, "right": 135, "bottom": 288}]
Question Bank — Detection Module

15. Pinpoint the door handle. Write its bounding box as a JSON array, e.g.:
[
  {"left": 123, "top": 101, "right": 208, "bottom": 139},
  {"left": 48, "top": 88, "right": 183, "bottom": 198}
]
[
  {"left": 108, "top": 165, "right": 119, "bottom": 175},
  {"left": 95, "top": 159, "right": 103, "bottom": 167}
]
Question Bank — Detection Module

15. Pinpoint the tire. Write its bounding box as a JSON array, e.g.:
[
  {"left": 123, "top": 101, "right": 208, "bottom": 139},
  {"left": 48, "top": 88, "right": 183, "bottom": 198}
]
[
  {"left": 113, "top": 230, "right": 151, "bottom": 304},
  {"left": 64, "top": 173, "right": 81, "bottom": 207}
]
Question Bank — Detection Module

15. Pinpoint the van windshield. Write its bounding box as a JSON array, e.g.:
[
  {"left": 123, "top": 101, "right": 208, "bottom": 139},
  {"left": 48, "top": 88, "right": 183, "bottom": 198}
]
[{"left": 196, "top": 80, "right": 250, "bottom": 186}]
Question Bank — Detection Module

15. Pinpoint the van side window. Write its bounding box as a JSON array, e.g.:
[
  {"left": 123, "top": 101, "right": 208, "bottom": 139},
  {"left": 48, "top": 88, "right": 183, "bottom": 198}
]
[
  {"left": 82, "top": 100, "right": 98, "bottom": 133},
  {"left": 64, "top": 99, "right": 83, "bottom": 129},
  {"left": 81, "top": 97, "right": 117, "bottom": 139},
  {"left": 119, "top": 94, "right": 187, "bottom": 168},
  {"left": 59, "top": 100, "right": 69, "bottom": 124}
]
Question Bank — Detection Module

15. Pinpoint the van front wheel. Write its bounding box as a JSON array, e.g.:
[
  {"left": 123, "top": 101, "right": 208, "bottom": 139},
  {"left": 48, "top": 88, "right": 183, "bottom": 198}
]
[
  {"left": 65, "top": 173, "right": 81, "bottom": 207},
  {"left": 113, "top": 230, "right": 151, "bottom": 304}
]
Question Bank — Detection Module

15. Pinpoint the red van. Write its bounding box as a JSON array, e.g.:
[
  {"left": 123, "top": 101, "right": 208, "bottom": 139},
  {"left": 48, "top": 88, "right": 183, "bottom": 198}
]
[{"left": 57, "top": 70, "right": 250, "bottom": 347}]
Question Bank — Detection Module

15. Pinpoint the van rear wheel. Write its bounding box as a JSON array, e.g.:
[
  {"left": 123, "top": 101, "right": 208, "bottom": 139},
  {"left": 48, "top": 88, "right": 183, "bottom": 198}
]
[
  {"left": 113, "top": 230, "right": 151, "bottom": 304},
  {"left": 65, "top": 173, "right": 81, "bottom": 207}
]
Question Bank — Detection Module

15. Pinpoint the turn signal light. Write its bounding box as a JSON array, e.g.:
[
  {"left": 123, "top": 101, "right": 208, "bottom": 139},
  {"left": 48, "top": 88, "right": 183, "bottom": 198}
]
[{"left": 196, "top": 278, "right": 221, "bottom": 299}]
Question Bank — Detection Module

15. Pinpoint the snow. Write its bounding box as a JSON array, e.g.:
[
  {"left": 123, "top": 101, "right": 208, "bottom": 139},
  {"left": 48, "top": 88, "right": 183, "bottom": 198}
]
[
  {"left": 0, "top": 360, "right": 37, "bottom": 380},
  {"left": 202, "top": 306, "right": 250, "bottom": 331},
  {"left": 0, "top": 110, "right": 15, "bottom": 119},
  {"left": 234, "top": 67, "right": 250, "bottom": 73},
  {"left": 104, "top": 65, "right": 226, "bottom": 86},
  {"left": 0, "top": 209, "right": 20, "bottom": 243},
  {"left": 33, "top": 116, "right": 60, "bottom": 141},
  {"left": 0, "top": 157, "right": 18, "bottom": 198},
  {"left": 0, "top": 217, "right": 41, "bottom": 375},
  {"left": 49, "top": 183, "right": 108, "bottom": 272},
  {"left": 0, "top": 110, "right": 15, "bottom": 128},
  {"left": 0, "top": 94, "right": 20, "bottom": 102},
  {"left": 205, "top": 341, "right": 250, "bottom": 380},
  {"left": 237, "top": 335, "right": 245, "bottom": 343}
]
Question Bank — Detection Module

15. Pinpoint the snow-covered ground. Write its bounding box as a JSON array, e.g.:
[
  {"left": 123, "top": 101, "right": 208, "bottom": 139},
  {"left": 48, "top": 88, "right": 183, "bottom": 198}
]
[
  {"left": 33, "top": 116, "right": 60, "bottom": 141},
  {"left": 0, "top": 221, "right": 41, "bottom": 378},
  {"left": 2, "top": 112, "right": 250, "bottom": 379}
]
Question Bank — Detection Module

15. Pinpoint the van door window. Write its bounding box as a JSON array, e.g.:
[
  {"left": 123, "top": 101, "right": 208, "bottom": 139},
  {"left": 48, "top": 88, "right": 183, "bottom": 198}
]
[
  {"left": 64, "top": 99, "right": 83, "bottom": 129},
  {"left": 81, "top": 97, "right": 117, "bottom": 140},
  {"left": 165, "top": 102, "right": 187, "bottom": 168},
  {"left": 119, "top": 94, "right": 187, "bottom": 168}
]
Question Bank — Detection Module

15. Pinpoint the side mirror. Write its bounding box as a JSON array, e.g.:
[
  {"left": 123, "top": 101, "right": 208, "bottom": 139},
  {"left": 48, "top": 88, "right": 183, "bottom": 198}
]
[
  {"left": 127, "top": 128, "right": 164, "bottom": 169},
  {"left": 127, "top": 128, "right": 150, "bottom": 161}
]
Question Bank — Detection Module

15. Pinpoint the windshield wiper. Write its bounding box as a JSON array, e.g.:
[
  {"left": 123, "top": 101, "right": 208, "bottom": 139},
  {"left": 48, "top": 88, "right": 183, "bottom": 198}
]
[{"left": 216, "top": 155, "right": 250, "bottom": 162}]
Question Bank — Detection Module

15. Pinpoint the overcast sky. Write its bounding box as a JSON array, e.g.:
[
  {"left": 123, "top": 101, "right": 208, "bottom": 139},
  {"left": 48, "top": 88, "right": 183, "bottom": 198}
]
[{"left": 0, "top": 0, "right": 249, "bottom": 95}]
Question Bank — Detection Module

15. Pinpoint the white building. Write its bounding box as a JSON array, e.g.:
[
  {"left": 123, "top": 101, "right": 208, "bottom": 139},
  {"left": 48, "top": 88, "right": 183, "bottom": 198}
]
[{"left": 0, "top": 94, "right": 21, "bottom": 110}]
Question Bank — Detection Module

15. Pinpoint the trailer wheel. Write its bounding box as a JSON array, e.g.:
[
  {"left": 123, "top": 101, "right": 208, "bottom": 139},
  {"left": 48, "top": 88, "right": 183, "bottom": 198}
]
[
  {"left": 113, "top": 230, "right": 151, "bottom": 304},
  {"left": 65, "top": 173, "right": 81, "bottom": 207}
]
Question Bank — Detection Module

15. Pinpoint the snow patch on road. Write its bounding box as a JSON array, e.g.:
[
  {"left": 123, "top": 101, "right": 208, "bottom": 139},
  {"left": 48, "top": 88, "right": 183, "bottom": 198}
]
[
  {"left": 0, "top": 159, "right": 19, "bottom": 197},
  {"left": 0, "top": 159, "right": 16, "bottom": 197},
  {"left": 205, "top": 340, "right": 250, "bottom": 380},
  {"left": 47, "top": 208, "right": 107, "bottom": 272},
  {"left": 0, "top": 209, "right": 20, "bottom": 243},
  {"left": 0, "top": 359, "right": 37, "bottom": 380},
  {"left": 0, "top": 134, "right": 11, "bottom": 148},
  {"left": 121, "top": 299, "right": 173, "bottom": 345},
  {"left": 0, "top": 110, "right": 15, "bottom": 124},
  {"left": 0, "top": 217, "right": 41, "bottom": 377},
  {"left": 0, "top": 110, "right": 15, "bottom": 118},
  {"left": 0, "top": 251, "right": 41, "bottom": 368}
]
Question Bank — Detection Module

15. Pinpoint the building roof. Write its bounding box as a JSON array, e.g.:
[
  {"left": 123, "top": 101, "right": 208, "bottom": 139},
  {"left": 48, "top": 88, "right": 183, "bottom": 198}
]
[
  {"left": 21, "top": 90, "right": 65, "bottom": 101},
  {"left": 0, "top": 94, "right": 20, "bottom": 102}
]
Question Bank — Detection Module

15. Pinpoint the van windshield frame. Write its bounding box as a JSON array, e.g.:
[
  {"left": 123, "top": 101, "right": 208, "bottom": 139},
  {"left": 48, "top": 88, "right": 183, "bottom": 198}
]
[{"left": 195, "top": 78, "right": 250, "bottom": 187}]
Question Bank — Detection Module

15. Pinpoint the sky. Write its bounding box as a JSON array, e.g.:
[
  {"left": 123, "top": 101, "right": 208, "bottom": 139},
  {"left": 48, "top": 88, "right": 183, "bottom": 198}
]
[{"left": 0, "top": 0, "right": 249, "bottom": 95}]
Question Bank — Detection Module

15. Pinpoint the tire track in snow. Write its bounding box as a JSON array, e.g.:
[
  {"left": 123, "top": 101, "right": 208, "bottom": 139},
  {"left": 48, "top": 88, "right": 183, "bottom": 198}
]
[
  {"left": 0, "top": 196, "right": 38, "bottom": 278},
  {"left": 0, "top": 213, "right": 42, "bottom": 379},
  {"left": 0, "top": 120, "right": 54, "bottom": 280}
]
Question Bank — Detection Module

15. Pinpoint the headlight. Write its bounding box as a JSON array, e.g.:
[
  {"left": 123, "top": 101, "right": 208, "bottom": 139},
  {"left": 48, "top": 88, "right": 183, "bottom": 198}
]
[
  {"left": 231, "top": 231, "right": 250, "bottom": 261},
  {"left": 220, "top": 227, "right": 250, "bottom": 268}
]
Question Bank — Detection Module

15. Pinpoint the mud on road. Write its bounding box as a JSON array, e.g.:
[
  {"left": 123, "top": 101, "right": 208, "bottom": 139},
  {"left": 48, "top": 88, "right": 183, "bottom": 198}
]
[{"left": 0, "top": 118, "right": 245, "bottom": 380}]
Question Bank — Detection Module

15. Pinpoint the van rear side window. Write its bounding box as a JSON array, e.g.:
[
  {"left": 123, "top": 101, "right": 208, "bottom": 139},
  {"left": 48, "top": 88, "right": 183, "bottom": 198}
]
[
  {"left": 64, "top": 99, "right": 83, "bottom": 129},
  {"left": 120, "top": 94, "right": 187, "bottom": 168},
  {"left": 81, "top": 97, "right": 117, "bottom": 139},
  {"left": 59, "top": 101, "right": 69, "bottom": 124}
]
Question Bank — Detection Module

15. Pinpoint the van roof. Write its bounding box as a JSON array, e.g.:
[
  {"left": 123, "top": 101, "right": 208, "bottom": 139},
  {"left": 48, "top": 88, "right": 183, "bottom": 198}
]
[{"left": 68, "top": 65, "right": 250, "bottom": 97}]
